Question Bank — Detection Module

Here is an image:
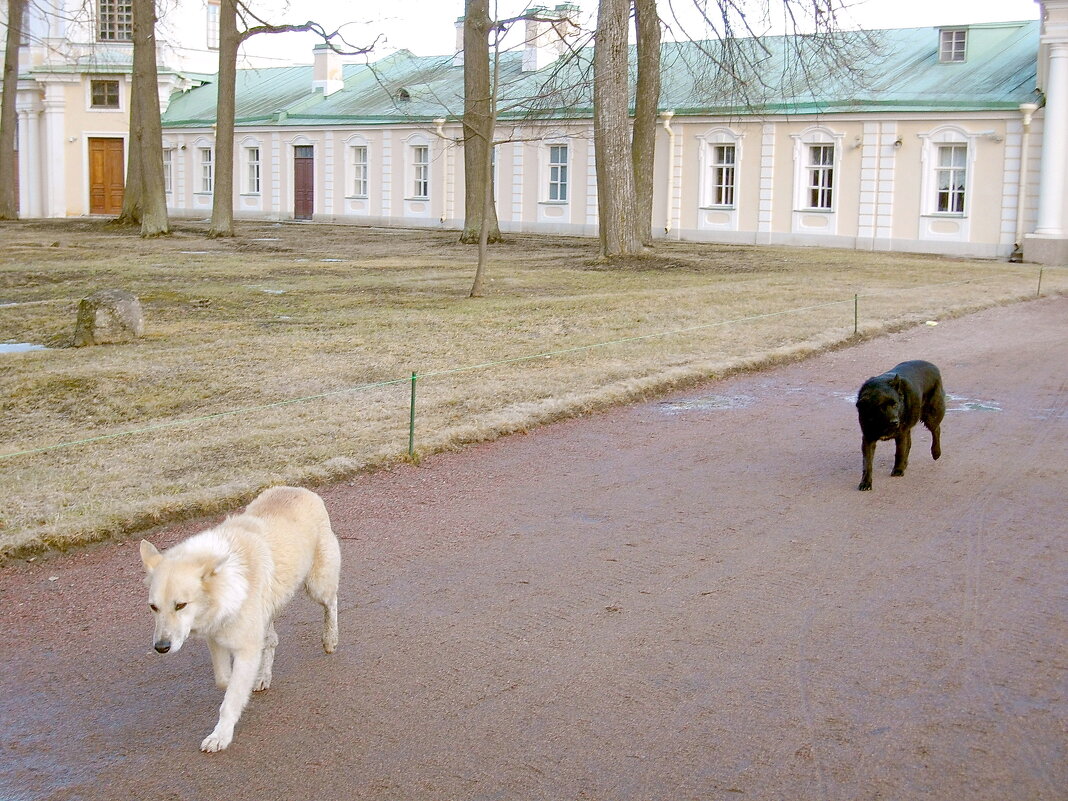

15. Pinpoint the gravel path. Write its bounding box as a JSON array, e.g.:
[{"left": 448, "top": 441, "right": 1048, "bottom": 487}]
[{"left": 2, "top": 296, "right": 1066, "bottom": 801}]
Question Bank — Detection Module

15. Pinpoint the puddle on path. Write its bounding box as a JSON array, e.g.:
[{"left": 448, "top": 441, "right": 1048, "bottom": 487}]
[
  {"left": 0, "top": 342, "right": 46, "bottom": 354},
  {"left": 946, "top": 393, "right": 1002, "bottom": 413},
  {"left": 657, "top": 394, "right": 755, "bottom": 414}
]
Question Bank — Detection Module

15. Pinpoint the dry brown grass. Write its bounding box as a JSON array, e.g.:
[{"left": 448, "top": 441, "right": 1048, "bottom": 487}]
[{"left": 0, "top": 218, "right": 1063, "bottom": 556}]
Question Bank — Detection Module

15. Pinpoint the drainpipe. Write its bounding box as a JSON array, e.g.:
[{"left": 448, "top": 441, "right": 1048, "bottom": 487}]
[
  {"left": 434, "top": 117, "right": 447, "bottom": 224},
  {"left": 1010, "top": 102, "right": 1039, "bottom": 262},
  {"left": 659, "top": 110, "right": 675, "bottom": 237}
]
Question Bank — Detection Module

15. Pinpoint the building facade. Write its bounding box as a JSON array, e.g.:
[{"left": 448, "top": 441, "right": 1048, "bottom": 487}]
[{"left": 5, "top": 2, "right": 1068, "bottom": 265}]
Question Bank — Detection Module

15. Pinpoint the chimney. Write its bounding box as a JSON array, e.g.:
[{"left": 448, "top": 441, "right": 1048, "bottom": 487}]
[
  {"left": 522, "top": 6, "right": 553, "bottom": 72},
  {"left": 312, "top": 43, "right": 343, "bottom": 96},
  {"left": 454, "top": 16, "right": 465, "bottom": 66},
  {"left": 551, "top": 3, "right": 579, "bottom": 56}
]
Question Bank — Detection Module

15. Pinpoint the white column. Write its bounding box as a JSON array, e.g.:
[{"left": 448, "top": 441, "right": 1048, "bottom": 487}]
[
  {"left": 1034, "top": 40, "right": 1068, "bottom": 236},
  {"left": 41, "top": 84, "right": 66, "bottom": 218},
  {"left": 16, "top": 108, "right": 37, "bottom": 217}
]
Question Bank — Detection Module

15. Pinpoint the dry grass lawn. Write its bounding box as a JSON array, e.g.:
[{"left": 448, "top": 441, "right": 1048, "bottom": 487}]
[{"left": 0, "top": 218, "right": 1062, "bottom": 557}]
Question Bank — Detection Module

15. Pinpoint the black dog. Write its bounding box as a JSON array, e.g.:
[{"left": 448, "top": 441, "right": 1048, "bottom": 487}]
[{"left": 855, "top": 360, "right": 945, "bottom": 491}]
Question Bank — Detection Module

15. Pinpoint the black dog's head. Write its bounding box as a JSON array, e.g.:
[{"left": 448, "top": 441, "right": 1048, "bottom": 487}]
[{"left": 856, "top": 375, "right": 906, "bottom": 438}]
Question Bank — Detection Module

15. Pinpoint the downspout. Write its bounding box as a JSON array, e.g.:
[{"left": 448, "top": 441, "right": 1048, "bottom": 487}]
[
  {"left": 434, "top": 117, "right": 447, "bottom": 224},
  {"left": 1010, "top": 102, "right": 1039, "bottom": 262},
  {"left": 659, "top": 110, "right": 675, "bottom": 237}
]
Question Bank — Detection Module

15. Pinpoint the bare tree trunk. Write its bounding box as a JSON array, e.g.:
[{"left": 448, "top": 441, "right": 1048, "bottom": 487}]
[
  {"left": 460, "top": 0, "right": 501, "bottom": 246},
  {"left": 209, "top": 0, "right": 239, "bottom": 238},
  {"left": 594, "top": 0, "right": 642, "bottom": 259},
  {"left": 632, "top": 0, "right": 660, "bottom": 246},
  {"left": 468, "top": 28, "right": 502, "bottom": 298},
  {"left": 131, "top": 0, "right": 169, "bottom": 236},
  {"left": 0, "top": 0, "right": 25, "bottom": 219}
]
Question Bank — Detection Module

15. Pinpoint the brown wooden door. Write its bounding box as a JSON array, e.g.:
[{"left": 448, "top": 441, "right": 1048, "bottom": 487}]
[
  {"left": 294, "top": 145, "right": 314, "bottom": 220},
  {"left": 88, "top": 138, "right": 125, "bottom": 215}
]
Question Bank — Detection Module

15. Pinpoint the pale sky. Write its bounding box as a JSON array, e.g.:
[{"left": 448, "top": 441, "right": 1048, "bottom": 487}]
[{"left": 241, "top": 0, "right": 1042, "bottom": 65}]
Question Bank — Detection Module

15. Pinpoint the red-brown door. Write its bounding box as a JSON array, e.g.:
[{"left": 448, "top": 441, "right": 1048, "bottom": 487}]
[
  {"left": 294, "top": 145, "right": 314, "bottom": 220},
  {"left": 88, "top": 137, "right": 125, "bottom": 215}
]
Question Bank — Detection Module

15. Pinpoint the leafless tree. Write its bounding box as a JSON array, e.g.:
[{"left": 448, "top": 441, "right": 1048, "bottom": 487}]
[
  {"left": 460, "top": 0, "right": 502, "bottom": 248},
  {"left": 207, "top": 4, "right": 375, "bottom": 237},
  {"left": 0, "top": 0, "right": 27, "bottom": 219},
  {"left": 119, "top": 0, "right": 169, "bottom": 236},
  {"left": 631, "top": 0, "right": 660, "bottom": 246},
  {"left": 594, "top": 0, "right": 642, "bottom": 258}
]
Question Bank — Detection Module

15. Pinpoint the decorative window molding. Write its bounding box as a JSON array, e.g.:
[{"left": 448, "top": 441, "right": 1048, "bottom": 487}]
[
  {"left": 697, "top": 127, "right": 742, "bottom": 209},
  {"left": 345, "top": 134, "right": 370, "bottom": 198},
  {"left": 404, "top": 134, "right": 431, "bottom": 200},
  {"left": 245, "top": 146, "right": 261, "bottom": 195},
  {"left": 539, "top": 137, "right": 570, "bottom": 204},
  {"left": 162, "top": 148, "right": 173, "bottom": 195},
  {"left": 939, "top": 28, "right": 967, "bottom": 63},
  {"left": 918, "top": 126, "right": 977, "bottom": 217},
  {"left": 791, "top": 127, "right": 843, "bottom": 212},
  {"left": 198, "top": 147, "right": 214, "bottom": 194}
]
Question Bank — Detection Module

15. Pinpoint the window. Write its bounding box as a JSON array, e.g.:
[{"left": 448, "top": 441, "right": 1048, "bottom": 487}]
[
  {"left": 199, "top": 148, "right": 214, "bottom": 193},
  {"left": 709, "top": 144, "right": 735, "bottom": 207},
  {"left": 90, "top": 79, "right": 120, "bottom": 109},
  {"left": 548, "top": 144, "right": 568, "bottom": 202},
  {"left": 939, "top": 29, "right": 967, "bottom": 62},
  {"left": 206, "top": 0, "right": 220, "bottom": 50},
  {"left": 97, "top": 0, "right": 132, "bottom": 41},
  {"left": 163, "top": 149, "right": 173, "bottom": 194},
  {"left": 411, "top": 144, "right": 429, "bottom": 199},
  {"left": 806, "top": 144, "right": 834, "bottom": 210},
  {"left": 934, "top": 144, "right": 967, "bottom": 213},
  {"left": 246, "top": 147, "right": 261, "bottom": 194},
  {"left": 351, "top": 145, "right": 368, "bottom": 197}
]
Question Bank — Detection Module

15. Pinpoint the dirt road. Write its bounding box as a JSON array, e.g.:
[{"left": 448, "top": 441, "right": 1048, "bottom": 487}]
[{"left": 2, "top": 296, "right": 1066, "bottom": 801}]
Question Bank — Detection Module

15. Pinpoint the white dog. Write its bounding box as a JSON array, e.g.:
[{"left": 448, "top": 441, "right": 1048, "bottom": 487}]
[{"left": 139, "top": 486, "right": 340, "bottom": 752}]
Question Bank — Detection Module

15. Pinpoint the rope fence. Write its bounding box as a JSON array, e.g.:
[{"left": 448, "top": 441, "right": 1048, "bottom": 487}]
[{"left": 0, "top": 268, "right": 1053, "bottom": 463}]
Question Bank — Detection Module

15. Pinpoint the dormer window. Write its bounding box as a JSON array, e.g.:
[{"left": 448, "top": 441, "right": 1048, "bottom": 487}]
[{"left": 939, "top": 28, "right": 967, "bottom": 63}]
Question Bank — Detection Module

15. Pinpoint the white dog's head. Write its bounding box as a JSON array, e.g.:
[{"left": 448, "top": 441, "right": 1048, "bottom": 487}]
[{"left": 139, "top": 539, "right": 226, "bottom": 654}]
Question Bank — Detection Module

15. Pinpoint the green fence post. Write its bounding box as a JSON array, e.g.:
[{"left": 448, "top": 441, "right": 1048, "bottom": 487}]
[
  {"left": 408, "top": 371, "right": 417, "bottom": 458},
  {"left": 854, "top": 294, "right": 859, "bottom": 335}
]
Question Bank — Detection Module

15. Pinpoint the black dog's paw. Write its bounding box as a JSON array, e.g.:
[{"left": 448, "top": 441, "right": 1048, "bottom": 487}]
[
  {"left": 858, "top": 480, "right": 872, "bottom": 491},
  {"left": 890, "top": 468, "right": 905, "bottom": 477}
]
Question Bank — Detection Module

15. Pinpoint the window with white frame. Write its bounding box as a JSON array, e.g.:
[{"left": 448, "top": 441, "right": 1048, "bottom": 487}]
[
  {"left": 246, "top": 147, "right": 261, "bottom": 194},
  {"left": 90, "top": 79, "right": 120, "bottom": 109},
  {"left": 351, "top": 145, "right": 368, "bottom": 197},
  {"left": 97, "top": 0, "right": 132, "bottom": 41},
  {"left": 934, "top": 143, "right": 967, "bottom": 214},
  {"left": 806, "top": 144, "right": 835, "bottom": 210},
  {"left": 547, "top": 144, "right": 568, "bottom": 202},
  {"left": 199, "top": 148, "right": 214, "bottom": 193},
  {"left": 411, "top": 144, "right": 429, "bottom": 199},
  {"left": 939, "top": 29, "right": 967, "bottom": 62},
  {"left": 709, "top": 144, "right": 736, "bottom": 207},
  {"left": 206, "top": 0, "right": 220, "bottom": 50},
  {"left": 162, "top": 149, "right": 173, "bottom": 194}
]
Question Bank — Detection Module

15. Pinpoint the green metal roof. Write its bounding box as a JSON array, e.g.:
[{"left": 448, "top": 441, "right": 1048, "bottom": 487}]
[{"left": 161, "top": 19, "right": 1040, "bottom": 129}]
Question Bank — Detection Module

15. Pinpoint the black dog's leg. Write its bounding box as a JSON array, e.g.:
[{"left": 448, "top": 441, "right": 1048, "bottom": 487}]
[
  {"left": 859, "top": 438, "right": 877, "bottom": 491},
  {"left": 891, "top": 429, "right": 911, "bottom": 476},
  {"left": 924, "top": 388, "right": 945, "bottom": 461}
]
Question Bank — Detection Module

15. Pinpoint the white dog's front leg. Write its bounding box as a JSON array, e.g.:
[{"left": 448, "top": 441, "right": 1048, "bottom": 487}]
[
  {"left": 200, "top": 648, "right": 261, "bottom": 753},
  {"left": 208, "top": 640, "right": 232, "bottom": 690}
]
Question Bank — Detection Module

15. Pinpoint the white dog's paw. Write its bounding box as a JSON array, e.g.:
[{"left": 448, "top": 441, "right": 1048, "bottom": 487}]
[
  {"left": 322, "top": 626, "right": 338, "bottom": 654},
  {"left": 252, "top": 676, "right": 271, "bottom": 692},
  {"left": 200, "top": 730, "right": 232, "bottom": 753}
]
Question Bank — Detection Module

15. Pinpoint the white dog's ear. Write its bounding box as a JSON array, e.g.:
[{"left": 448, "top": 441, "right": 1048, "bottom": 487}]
[
  {"left": 201, "top": 553, "right": 229, "bottom": 581},
  {"left": 140, "top": 540, "right": 163, "bottom": 572}
]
